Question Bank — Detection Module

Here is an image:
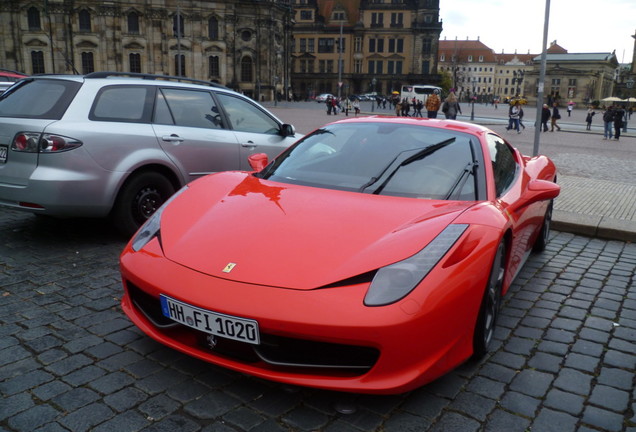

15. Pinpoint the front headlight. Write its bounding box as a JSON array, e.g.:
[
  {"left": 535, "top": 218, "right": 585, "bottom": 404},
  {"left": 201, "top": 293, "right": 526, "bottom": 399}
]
[
  {"left": 131, "top": 185, "right": 189, "bottom": 252},
  {"left": 364, "top": 224, "right": 468, "bottom": 306}
]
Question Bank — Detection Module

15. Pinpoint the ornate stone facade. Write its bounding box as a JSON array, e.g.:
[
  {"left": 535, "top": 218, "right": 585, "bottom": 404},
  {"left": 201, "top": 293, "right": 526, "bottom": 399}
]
[
  {"left": 291, "top": 0, "right": 443, "bottom": 99},
  {"left": 0, "top": 0, "right": 293, "bottom": 100}
]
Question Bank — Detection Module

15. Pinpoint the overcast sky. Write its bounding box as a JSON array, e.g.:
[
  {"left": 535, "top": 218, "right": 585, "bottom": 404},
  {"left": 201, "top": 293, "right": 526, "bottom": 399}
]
[{"left": 439, "top": 0, "right": 635, "bottom": 63}]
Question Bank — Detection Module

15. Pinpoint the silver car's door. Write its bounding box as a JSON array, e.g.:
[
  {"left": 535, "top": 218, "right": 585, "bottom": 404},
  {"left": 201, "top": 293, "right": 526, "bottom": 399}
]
[
  {"left": 214, "top": 93, "right": 298, "bottom": 170},
  {"left": 152, "top": 88, "right": 240, "bottom": 182}
]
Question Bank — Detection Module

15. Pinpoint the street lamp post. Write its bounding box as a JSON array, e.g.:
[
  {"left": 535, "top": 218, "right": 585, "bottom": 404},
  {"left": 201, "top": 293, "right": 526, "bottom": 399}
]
[
  {"left": 371, "top": 78, "right": 376, "bottom": 112},
  {"left": 470, "top": 77, "right": 476, "bottom": 120}
]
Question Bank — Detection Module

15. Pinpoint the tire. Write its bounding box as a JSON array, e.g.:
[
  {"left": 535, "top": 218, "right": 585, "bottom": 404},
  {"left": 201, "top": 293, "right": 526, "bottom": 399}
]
[
  {"left": 473, "top": 241, "right": 506, "bottom": 358},
  {"left": 112, "top": 171, "right": 175, "bottom": 237},
  {"left": 532, "top": 200, "right": 553, "bottom": 253}
]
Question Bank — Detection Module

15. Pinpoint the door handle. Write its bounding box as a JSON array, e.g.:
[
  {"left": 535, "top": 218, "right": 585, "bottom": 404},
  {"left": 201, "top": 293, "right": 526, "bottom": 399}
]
[
  {"left": 241, "top": 141, "right": 256, "bottom": 148},
  {"left": 162, "top": 134, "right": 184, "bottom": 143}
]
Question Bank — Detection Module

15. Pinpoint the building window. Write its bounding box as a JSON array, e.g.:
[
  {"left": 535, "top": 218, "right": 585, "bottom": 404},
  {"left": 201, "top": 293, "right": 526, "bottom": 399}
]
[
  {"left": 424, "top": 15, "right": 433, "bottom": 23},
  {"left": 468, "top": 55, "right": 473, "bottom": 62},
  {"left": 208, "top": 17, "right": 218, "bottom": 40},
  {"left": 421, "top": 60, "right": 430, "bottom": 74},
  {"left": 31, "top": 51, "right": 45, "bottom": 74},
  {"left": 175, "top": 54, "right": 185, "bottom": 76},
  {"left": 173, "top": 14, "right": 184, "bottom": 37},
  {"left": 208, "top": 56, "right": 219, "bottom": 77},
  {"left": 354, "top": 59, "right": 362, "bottom": 74},
  {"left": 129, "top": 53, "right": 141, "bottom": 73},
  {"left": 300, "top": 10, "right": 312, "bottom": 20},
  {"left": 318, "top": 38, "right": 335, "bottom": 53},
  {"left": 81, "top": 52, "right": 94, "bottom": 74},
  {"left": 333, "top": 11, "right": 345, "bottom": 20},
  {"left": 79, "top": 10, "right": 91, "bottom": 32},
  {"left": 27, "top": 7, "right": 41, "bottom": 30},
  {"left": 368, "top": 60, "right": 383, "bottom": 74},
  {"left": 319, "top": 60, "right": 334, "bottom": 73},
  {"left": 240, "top": 56, "right": 253, "bottom": 82},
  {"left": 422, "top": 39, "right": 432, "bottom": 55},
  {"left": 388, "top": 39, "right": 403, "bottom": 53},
  {"left": 440, "top": 54, "right": 445, "bottom": 61},
  {"left": 369, "top": 38, "right": 384, "bottom": 53},
  {"left": 390, "top": 13, "right": 403, "bottom": 27},
  {"left": 127, "top": 12, "right": 140, "bottom": 34},
  {"left": 354, "top": 37, "right": 362, "bottom": 53},
  {"left": 371, "top": 13, "right": 384, "bottom": 27}
]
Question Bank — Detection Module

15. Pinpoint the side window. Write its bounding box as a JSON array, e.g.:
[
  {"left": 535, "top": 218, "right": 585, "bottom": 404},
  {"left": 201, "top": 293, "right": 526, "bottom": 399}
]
[
  {"left": 216, "top": 93, "right": 280, "bottom": 134},
  {"left": 157, "top": 88, "right": 223, "bottom": 129},
  {"left": 486, "top": 134, "right": 518, "bottom": 197},
  {"left": 90, "top": 85, "right": 152, "bottom": 122}
]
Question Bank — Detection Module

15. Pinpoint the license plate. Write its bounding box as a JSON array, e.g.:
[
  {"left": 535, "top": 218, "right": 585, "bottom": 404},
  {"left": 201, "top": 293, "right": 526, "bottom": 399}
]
[
  {"left": 0, "top": 145, "right": 7, "bottom": 163},
  {"left": 160, "top": 295, "right": 260, "bottom": 345}
]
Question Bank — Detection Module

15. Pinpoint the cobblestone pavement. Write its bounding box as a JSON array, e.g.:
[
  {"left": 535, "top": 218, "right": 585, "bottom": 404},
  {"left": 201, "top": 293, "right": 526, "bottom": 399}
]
[{"left": 1, "top": 204, "right": 635, "bottom": 431}]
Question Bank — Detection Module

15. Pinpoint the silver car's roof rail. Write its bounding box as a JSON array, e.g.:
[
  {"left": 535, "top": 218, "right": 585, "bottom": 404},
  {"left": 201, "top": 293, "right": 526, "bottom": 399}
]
[{"left": 84, "top": 72, "right": 228, "bottom": 89}]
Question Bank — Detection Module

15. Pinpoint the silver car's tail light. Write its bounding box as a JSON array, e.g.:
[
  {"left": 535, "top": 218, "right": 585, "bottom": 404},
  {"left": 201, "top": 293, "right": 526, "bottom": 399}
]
[{"left": 11, "top": 133, "right": 82, "bottom": 153}]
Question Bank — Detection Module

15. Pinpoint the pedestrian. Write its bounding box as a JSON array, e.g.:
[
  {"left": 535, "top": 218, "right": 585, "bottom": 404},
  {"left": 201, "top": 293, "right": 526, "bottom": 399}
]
[
  {"left": 395, "top": 100, "right": 401, "bottom": 116},
  {"left": 506, "top": 101, "right": 521, "bottom": 133},
  {"left": 613, "top": 106, "right": 625, "bottom": 140},
  {"left": 441, "top": 91, "right": 462, "bottom": 120},
  {"left": 567, "top": 101, "right": 574, "bottom": 117},
  {"left": 585, "top": 106, "right": 596, "bottom": 130},
  {"left": 541, "top": 104, "right": 551, "bottom": 132},
  {"left": 425, "top": 89, "right": 441, "bottom": 118},
  {"left": 344, "top": 98, "right": 352, "bottom": 116},
  {"left": 326, "top": 96, "right": 333, "bottom": 115},
  {"left": 519, "top": 104, "right": 526, "bottom": 130},
  {"left": 550, "top": 103, "right": 561, "bottom": 132},
  {"left": 352, "top": 99, "right": 360, "bottom": 116},
  {"left": 602, "top": 106, "right": 614, "bottom": 139}
]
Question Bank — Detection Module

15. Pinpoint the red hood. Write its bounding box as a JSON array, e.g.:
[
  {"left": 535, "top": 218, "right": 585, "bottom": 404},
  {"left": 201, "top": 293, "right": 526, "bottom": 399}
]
[{"left": 160, "top": 172, "right": 475, "bottom": 288}]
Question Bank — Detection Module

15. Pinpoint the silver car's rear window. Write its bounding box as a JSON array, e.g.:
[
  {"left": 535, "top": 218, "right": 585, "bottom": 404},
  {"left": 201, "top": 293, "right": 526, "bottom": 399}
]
[{"left": 0, "top": 79, "right": 81, "bottom": 119}]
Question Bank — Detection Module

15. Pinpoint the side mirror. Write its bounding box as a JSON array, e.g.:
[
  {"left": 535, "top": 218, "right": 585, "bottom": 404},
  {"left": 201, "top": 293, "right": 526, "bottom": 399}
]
[
  {"left": 281, "top": 124, "right": 295, "bottom": 137},
  {"left": 509, "top": 179, "right": 560, "bottom": 212},
  {"left": 248, "top": 153, "right": 269, "bottom": 171}
]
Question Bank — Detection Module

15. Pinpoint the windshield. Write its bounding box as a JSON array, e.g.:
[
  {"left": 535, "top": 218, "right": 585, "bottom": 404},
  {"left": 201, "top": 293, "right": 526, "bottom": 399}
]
[{"left": 258, "top": 122, "right": 484, "bottom": 201}]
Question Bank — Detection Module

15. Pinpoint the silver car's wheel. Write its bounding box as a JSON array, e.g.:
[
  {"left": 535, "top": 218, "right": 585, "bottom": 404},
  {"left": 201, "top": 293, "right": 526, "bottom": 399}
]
[
  {"left": 113, "top": 172, "right": 175, "bottom": 237},
  {"left": 473, "top": 241, "right": 506, "bottom": 358}
]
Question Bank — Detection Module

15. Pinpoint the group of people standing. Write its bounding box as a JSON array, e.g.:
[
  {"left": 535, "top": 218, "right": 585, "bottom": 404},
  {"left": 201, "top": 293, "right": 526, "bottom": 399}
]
[{"left": 601, "top": 105, "right": 627, "bottom": 140}]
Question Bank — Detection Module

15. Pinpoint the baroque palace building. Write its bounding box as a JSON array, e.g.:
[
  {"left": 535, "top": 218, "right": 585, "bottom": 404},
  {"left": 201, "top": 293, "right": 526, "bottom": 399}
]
[
  {"left": 0, "top": 0, "right": 294, "bottom": 100},
  {"left": 291, "top": 0, "right": 442, "bottom": 100},
  {"left": 0, "top": 0, "right": 443, "bottom": 101}
]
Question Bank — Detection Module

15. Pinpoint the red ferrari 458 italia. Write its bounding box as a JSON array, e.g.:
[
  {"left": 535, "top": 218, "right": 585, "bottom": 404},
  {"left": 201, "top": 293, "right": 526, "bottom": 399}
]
[{"left": 120, "top": 116, "right": 559, "bottom": 394}]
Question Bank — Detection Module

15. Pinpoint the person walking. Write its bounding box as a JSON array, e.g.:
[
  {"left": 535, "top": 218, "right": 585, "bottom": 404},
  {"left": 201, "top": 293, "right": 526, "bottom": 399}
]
[
  {"left": 425, "top": 89, "right": 441, "bottom": 118},
  {"left": 442, "top": 92, "right": 462, "bottom": 120},
  {"left": 585, "top": 106, "right": 596, "bottom": 130},
  {"left": 613, "top": 106, "right": 625, "bottom": 140},
  {"left": 550, "top": 103, "right": 561, "bottom": 132},
  {"left": 352, "top": 99, "right": 360, "bottom": 117},
  {"left": 567, "top": 101, "right": 574, "bottom": 117},
  {"left": 506, "top": 101, "right": 521, "bottom": 133},
  {"left": 602, "top": 106, "right": 614, "bottom": 140},
  {"left": 541, "top": 104, "right": 551, "bottom": 132}
]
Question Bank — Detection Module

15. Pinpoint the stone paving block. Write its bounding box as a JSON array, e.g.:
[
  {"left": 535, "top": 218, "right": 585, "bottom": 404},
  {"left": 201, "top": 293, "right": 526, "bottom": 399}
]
[
  {"left": 183, "top": 391, "right": 241, "bottom": 420},
  {"left": 91, "top": 411, "right": 150, "bottom": 432},
  {"left": 500, "top": 391, "right": 541, "bottom": 418},
  {"left": 7, "top": 404, "right": 60, "bottom": 431},
  {"left": 0, "top": 393, "right": 34, "bottom": 420},
  {"left": 563, "top": 352, "right": 600, "bottom": 372},
  {"left": 139, "top": 394, "right": 181, "bottom": 421},
  {"left": 597, "top": 367, "right": 634, "bottom": 390},
  {"left": 483, "top": 408, "right": 531, "bottom": 432},
  {"left": 223, "top": 406, "right": 266, "bottom": 430},
  {"left": 103, "top": 387, "right": 149, "bottom": 413},
  {"left": 544, "top": 388, "right": 585, "bottom": 415},
  {"left": 58, "top": 403, "right": 113, "bottom": 432},
  {"left": 582, "top": 405, "right": 625, "bottom": 432},
  {"left": 528, "top": 352, "right": 563, "bottom": 373},
  {"left": 532, "top": 407, "right": 578, "bottom": 432},
  {"left": 281, "top": 405, "right": 330, "bottom": 431},
  {"left": 509, "top": 369, "right": 554, "bottom": 398},
  {"left": 588, "top": 384, "right": 630, "bottom": 412},
  {"left": 448, "top": 391, "right": 496, "bottom": 421},
  {"left": 426, "top": 412, "right": 480, "bottom": 432}
]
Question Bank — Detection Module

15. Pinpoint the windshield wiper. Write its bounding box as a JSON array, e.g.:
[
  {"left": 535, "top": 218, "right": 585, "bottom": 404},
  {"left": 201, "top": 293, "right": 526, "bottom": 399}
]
[
  {"left": 444, "top": 161, "right": 479, "bottom": 200},
  {"left": 360, "top": 137, "right": 456, "bottom": 194}
]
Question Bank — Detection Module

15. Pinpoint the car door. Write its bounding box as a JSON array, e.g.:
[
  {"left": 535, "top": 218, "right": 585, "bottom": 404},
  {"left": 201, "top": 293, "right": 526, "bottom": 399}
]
[
  {"left": 151, "top": 87, "right": 240, "bottom": 182},
  {"left": 214, "top": 93, "right": 298, "bottom": 170}
]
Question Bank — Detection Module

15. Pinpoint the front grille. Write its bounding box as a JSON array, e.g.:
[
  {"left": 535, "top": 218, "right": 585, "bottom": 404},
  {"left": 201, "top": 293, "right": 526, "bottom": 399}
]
[{"left": 126, "top": 281, "right": 380, "bottom": 375}]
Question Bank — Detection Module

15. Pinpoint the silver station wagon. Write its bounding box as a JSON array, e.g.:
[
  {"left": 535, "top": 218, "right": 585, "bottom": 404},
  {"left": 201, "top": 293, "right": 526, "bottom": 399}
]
[{"left": 0, "top": 72, "right": 299, "bottom": 236}]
